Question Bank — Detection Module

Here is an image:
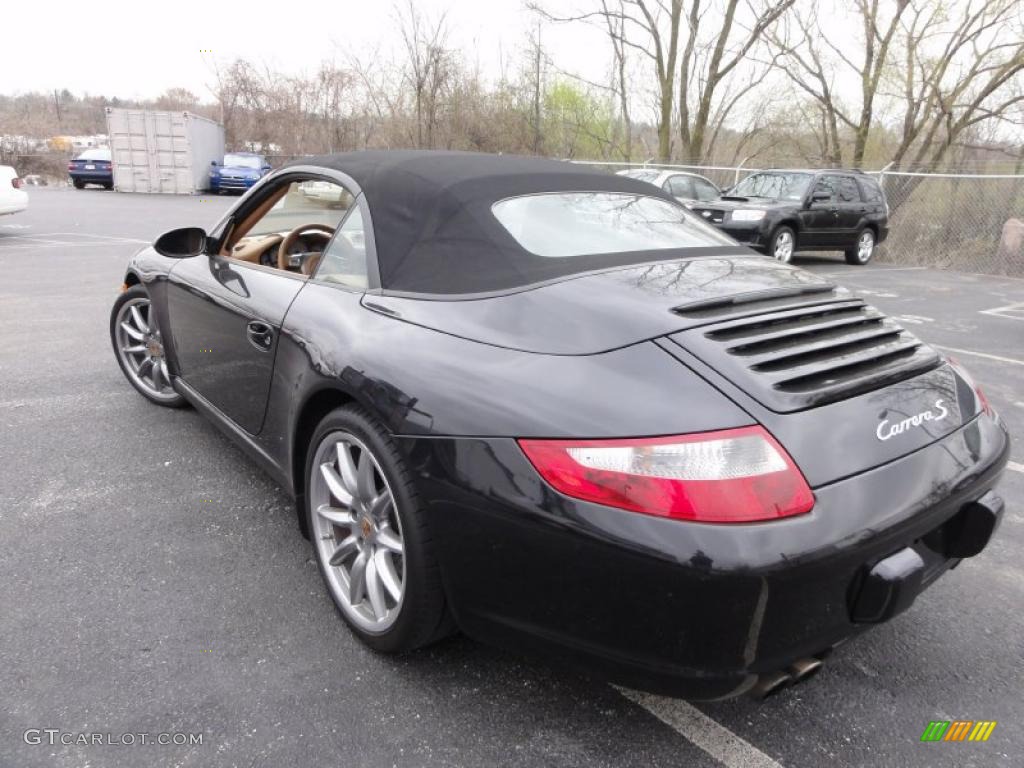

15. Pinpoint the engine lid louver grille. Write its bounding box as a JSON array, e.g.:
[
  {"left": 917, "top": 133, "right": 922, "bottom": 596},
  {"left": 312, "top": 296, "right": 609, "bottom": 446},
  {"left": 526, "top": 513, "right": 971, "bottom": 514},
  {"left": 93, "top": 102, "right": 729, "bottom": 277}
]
[{"left": 670, "top": 293, "right": 942, "bottom": 412}]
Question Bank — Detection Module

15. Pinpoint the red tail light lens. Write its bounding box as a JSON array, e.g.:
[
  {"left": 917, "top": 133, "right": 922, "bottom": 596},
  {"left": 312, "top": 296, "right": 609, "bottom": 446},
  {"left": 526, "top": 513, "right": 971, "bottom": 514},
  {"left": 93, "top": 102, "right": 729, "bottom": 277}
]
[
  {"left": 947, "top": 356, "right": 994, "bottom": 417},
  {"left": 68, "top": 163, "right": 75, "bottom": 170},
  {"left": 519, "top": 426, "right": 814, "bottom": 524}
]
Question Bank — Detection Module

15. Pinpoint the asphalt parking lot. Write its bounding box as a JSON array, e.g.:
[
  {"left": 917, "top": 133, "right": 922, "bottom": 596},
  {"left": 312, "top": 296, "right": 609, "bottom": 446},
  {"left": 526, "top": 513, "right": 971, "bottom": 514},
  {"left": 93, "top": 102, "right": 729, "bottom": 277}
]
[{"left": 1, "top": 186, "right": 1022, "bottom": 768}]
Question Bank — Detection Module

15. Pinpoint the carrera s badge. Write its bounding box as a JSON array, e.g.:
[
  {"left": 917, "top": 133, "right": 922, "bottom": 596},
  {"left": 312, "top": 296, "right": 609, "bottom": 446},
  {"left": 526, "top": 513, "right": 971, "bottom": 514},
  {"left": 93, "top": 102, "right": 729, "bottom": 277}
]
[{"left": 876, "top": 399, "right": 949, "bottom": 441}]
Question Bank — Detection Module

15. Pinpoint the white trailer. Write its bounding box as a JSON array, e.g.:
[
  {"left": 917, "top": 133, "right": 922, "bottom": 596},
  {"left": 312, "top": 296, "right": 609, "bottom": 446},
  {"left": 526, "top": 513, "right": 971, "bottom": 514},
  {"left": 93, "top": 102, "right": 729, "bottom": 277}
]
[{"left": 105, "top": 108, "right": 225, "bottom": 194}]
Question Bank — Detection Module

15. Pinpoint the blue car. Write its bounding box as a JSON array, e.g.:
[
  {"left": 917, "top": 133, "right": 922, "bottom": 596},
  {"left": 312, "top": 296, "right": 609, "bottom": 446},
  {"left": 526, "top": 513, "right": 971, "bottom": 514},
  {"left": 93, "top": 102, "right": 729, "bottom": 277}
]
[
  {"left": 209, "top": 152, "right": 272, "bottom": 193},
  {"left": 68, "top": 148, "right": 113, "bottom": 189}
]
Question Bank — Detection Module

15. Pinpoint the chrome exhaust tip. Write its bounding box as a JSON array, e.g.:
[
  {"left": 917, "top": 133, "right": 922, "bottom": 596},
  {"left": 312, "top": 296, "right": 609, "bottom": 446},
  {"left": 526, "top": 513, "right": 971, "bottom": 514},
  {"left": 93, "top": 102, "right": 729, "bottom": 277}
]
[
  {"left": 788, "top": 657, "right": 824, "bottom": 683},
  {"left": 749, "top": 669, "right": 792, "bottom": 699}
]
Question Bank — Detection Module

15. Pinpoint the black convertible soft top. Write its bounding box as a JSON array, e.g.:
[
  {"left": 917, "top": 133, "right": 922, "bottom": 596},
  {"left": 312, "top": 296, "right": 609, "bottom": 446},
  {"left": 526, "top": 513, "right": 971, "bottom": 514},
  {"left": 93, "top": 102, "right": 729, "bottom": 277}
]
[{"left": 292, "top": 150, "right": 721, "bottom": 296}]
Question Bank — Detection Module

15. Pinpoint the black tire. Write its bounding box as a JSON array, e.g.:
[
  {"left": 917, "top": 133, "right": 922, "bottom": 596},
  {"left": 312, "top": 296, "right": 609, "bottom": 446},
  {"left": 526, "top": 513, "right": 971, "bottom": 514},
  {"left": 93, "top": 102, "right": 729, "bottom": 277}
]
[
  {"left": 305, "top": 405, "right": 453, "bottom": 653},
  {"left": 103, "top": 182, "right": 113, "bottom": 190},
  {"left": 845, "top": 228, "right": 875, "bottom": 265},
  {"left": 109, "top": 285, "right": 187, "bottom": 408},
  {"left": 72, "top": 179, "right": 84, "bottom": 189},
  {"left": 768, "top": 225, "right": 797, "bottom": 263}
]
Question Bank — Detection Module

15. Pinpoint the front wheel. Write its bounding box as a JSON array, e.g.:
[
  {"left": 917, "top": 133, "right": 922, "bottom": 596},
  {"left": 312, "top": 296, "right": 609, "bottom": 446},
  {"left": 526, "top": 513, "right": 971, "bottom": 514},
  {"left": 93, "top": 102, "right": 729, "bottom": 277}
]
[
  {"left": 306, "top": 406, "right": 452, "bottom": 652},
  {"left": 110, "top": 285, "right": 186, "bottom": 407},
  {"left": 845, "top": 228, "right": 875, "bottom": 265},
  {"left": 768, "top": 226, "right": 796, "bottom": 263}
]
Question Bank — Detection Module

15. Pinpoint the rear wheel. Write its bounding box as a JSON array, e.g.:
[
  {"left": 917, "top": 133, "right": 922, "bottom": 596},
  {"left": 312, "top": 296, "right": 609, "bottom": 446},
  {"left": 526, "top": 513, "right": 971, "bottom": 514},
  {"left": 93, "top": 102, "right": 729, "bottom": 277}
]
[
  {"left": 72, "top": 179, "right": 84, "bottom": 189},
  {"left": 845, "top": 228, "right": 875, "bottom": 265},
  {"left": 768, "top": 226, "right": 796, "bottom": 263},
  {"left": 110, "top": 285, "right": 186, "bottom": 407},
  {"left": 306, "top": 406, "right": 452, "bottom": 652},
  {"left": 103, "top": 182, "right": 113, "bottom": 190}
]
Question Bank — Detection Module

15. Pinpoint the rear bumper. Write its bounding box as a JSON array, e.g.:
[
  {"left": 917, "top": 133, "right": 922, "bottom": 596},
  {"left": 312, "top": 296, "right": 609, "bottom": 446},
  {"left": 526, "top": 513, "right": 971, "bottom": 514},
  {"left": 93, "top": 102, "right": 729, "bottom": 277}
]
[
  {"left": 69, "top": 171, "right": 112, "bottom": 183},
  {"left": 406, "top": 412, "right": 1009, "bottom": 699}
]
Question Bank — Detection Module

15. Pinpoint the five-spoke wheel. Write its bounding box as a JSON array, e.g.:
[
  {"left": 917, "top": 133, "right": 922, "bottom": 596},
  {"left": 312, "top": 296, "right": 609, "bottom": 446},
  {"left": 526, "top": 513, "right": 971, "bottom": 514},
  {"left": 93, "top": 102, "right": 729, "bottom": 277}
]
[
  {"left": 846, "top": 228, "right": 875, "bottom": 265},
  {"left": 769, "top": 226, "right": 796, "bottom": 263}
]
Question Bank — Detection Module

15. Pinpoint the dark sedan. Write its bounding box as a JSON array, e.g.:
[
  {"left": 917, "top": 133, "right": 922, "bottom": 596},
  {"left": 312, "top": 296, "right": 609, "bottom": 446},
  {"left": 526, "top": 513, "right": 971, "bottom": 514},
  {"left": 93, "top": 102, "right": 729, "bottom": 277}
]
[
  {"left": 68, "top": 147, "right": 113, "bottom": 189},
  {"left": 109, "top": 151, "right": 1009, "bottom": 700}
]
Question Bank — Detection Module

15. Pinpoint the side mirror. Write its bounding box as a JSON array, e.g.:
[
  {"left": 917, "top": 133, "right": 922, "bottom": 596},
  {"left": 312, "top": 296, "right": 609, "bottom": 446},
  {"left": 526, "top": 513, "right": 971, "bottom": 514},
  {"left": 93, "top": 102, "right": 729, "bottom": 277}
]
[
  {"left": 154, "top": 227, "right": 208, "bottom": 259},
  {"left": 211, "top": 160, "right": 219, "bottom": 167}
]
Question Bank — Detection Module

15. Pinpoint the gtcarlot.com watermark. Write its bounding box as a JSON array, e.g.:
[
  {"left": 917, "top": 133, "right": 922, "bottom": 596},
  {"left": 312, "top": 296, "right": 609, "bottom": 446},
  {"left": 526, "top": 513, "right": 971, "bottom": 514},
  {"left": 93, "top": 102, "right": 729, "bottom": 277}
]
[{"left": 24, "top": 729, "right": 203, "bottom": 747}]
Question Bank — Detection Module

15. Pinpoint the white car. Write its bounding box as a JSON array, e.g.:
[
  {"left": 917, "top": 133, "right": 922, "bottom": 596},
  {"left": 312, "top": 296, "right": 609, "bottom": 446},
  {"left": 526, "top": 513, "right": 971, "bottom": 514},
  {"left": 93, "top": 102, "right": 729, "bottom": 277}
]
[
  {"left": 0, "top": 165, "right": 28, "bottom": 216},
  {"left": 616, "top": 168, "right": 721, "bottom": 207}
]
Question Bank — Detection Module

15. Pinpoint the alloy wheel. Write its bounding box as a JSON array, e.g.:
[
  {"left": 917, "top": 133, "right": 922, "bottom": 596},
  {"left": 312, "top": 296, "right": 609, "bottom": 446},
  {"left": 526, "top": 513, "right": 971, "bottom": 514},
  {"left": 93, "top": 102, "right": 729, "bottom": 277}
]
[
  {"left": 773, "top": 230, "right": 794, "bottom": 262},
  {"left": 310, "top": 431, "right": 406, "bottom": 633},
  {"left": 114, "top": 297, "right": 178, "bottom": 402},
  {"left": 857, "top": 231, "right": 874, "bottom": 262}
]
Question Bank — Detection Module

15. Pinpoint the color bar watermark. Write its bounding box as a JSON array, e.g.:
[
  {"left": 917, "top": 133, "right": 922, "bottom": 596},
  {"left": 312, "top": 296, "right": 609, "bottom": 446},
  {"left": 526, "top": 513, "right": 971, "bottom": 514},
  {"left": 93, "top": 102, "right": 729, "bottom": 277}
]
[{"left": 920, "top": 721, "right": 997, "bottom": 742}]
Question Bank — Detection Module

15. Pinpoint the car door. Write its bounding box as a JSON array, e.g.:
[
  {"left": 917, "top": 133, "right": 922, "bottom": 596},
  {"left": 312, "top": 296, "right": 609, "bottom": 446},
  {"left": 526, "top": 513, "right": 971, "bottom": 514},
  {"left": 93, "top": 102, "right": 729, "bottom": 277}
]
[
  {"left": 801, "top": 175, "right": 840, "bottom": 246},
  {"left": 836, "top": 175, "right": 865, "bottom": 241},
  {"left": 164, "top": 175, "right": 354, "bottom": 434}
]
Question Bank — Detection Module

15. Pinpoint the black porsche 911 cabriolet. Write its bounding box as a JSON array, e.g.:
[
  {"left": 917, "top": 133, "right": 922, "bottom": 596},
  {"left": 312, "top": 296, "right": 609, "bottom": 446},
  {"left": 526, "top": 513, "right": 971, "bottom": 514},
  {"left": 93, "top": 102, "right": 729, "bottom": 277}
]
[{"left": 110, "top": 151, "right": 1009, "bottom": 700}]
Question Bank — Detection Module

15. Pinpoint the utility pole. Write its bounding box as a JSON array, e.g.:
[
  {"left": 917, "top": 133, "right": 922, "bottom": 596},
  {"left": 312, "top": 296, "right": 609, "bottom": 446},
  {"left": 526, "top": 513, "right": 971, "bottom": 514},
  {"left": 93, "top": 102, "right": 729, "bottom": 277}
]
[{"left": 53, "top": 89, "right": 63, "bottom": 131}]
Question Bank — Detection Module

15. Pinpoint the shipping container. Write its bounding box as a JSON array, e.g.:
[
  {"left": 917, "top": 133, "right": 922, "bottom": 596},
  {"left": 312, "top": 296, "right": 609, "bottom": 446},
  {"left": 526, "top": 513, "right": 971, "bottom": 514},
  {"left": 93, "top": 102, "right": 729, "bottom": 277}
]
[{"left": 105, "top": 109, "right": 225, "bottom": 194}]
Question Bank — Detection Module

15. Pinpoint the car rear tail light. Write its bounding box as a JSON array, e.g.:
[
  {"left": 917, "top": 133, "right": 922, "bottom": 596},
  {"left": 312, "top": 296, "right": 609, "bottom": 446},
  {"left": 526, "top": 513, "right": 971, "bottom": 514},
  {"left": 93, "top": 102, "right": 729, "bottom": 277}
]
[
  {"left": 68, "top": 163, "right": 75, "bottom": 170},
  {"left": 518, "top": 426, "right": 814, "bottom": 524},
  {"left": 947, "top": 356, "right": 994, "bottom": 417},
  {"left": 11, "top": 177, "right": 22, "bottom": 189}
]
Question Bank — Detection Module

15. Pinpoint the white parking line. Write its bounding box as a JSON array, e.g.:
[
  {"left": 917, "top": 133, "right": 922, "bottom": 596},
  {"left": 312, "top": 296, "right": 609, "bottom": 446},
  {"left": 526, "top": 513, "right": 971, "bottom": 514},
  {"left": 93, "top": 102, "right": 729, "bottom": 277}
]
[
  {"left": 1008, "top": 461, "right": 1024, "bottom": 474},
  {"left": 933, "top": 345, "right": 1024, "bottom": 367},
  {"left": 980, "top": 302, "right": 1024, "bottom": 323},
  {"left": 618, "top": 689, "right": 782, "bottom": 768}
]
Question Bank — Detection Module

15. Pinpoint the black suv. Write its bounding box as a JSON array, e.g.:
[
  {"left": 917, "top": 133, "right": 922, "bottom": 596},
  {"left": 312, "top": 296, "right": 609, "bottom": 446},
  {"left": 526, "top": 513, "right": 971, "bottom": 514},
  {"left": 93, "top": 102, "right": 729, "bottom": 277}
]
[{"left": 691, "top": 170, "right": 889, "bottom": 265}]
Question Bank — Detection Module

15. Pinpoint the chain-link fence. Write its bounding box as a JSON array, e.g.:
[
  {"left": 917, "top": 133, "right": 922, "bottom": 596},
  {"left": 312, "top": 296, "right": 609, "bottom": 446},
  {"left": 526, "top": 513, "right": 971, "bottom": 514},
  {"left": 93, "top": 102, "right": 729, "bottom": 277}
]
[
  {"left": 877, "top": 171, "right": 1024, "bottom": 277},
  {"left": 571, "top": 160, "right": 1024, "bottom": 278}
]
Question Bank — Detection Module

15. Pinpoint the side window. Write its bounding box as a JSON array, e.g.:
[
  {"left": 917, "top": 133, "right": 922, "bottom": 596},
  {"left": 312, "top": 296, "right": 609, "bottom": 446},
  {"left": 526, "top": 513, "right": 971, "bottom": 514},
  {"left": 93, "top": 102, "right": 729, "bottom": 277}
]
[
  {"left": 858, "top": 178, "right": 883, "bottom": 203},
  {"left": 224, "top": 177, "right": 354, "bottom": 272},
  {"left": 693, "top": 178, "right": 719, "bottom": 201},
  {"left": 314, "top": 206, "right": 369, "bottom": 290},
  {"left": 812, "top": 176, "right": 838, "bottom": 201},
  {"left": 665, "top": 175, "right": 694, "bottom": 199},
  {"left": 838, "top": 177, "right": 861, "bottom": 203}
]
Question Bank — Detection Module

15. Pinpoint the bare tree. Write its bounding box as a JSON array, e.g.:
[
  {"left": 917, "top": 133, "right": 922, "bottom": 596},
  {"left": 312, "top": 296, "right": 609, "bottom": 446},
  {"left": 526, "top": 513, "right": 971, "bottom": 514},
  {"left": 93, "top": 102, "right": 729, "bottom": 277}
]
[
  {"left": 533, "top": 0, "right": 681, "bottom": 162},
  {"left": 677, "top": 0, "right": 795, "bottom": 163},
  {"left": 769, "top": 0, "right": 909, "bottom": 167},
  {"left": 533, "top": 0, "right": 792, "bottom": 163},
  {"left": 396, "top": 0, "right": 455, "bottom": 149}
]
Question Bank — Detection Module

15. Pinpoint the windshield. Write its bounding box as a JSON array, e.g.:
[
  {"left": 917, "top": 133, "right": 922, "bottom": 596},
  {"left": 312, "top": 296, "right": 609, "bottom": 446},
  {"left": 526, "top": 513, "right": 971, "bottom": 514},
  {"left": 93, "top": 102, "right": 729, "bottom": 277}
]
[
  {"left": 729, "top": 172, "right": 811, "bottom": 201},
  {"left": 619, "top": 169, "right": 660, "bottom": 184},
  {"left": 492, "top": 192, "right": 732, "bottom": 258},
  {"left": 77, "top": 148, "right": 110, "bottom": 161},
  {"left": 223, "top": 154, "right": 263, "bottom": 169}
]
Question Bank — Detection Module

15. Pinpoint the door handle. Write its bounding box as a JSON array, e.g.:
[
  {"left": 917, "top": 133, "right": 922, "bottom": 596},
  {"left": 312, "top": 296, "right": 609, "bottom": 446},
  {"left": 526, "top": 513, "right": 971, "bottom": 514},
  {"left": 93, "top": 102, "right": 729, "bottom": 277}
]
[{"left": 246, "top": 320, "right": 274, "bottom": 352}]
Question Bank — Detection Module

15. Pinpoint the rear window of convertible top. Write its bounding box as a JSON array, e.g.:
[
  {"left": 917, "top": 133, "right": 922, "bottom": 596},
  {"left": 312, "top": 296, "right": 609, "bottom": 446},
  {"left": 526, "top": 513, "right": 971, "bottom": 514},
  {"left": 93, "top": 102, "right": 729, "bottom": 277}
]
[{"left": 491, "top": 192, "right": 731, "bottom": 259}]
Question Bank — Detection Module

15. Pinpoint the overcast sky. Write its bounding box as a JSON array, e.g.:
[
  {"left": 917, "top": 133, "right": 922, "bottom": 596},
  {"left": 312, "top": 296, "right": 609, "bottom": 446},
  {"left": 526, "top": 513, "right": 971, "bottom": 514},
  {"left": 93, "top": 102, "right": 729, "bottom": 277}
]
[{"left": 5, "top": 0, "right": 608, "bottom": 100}]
